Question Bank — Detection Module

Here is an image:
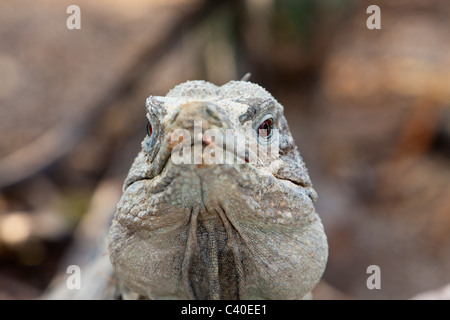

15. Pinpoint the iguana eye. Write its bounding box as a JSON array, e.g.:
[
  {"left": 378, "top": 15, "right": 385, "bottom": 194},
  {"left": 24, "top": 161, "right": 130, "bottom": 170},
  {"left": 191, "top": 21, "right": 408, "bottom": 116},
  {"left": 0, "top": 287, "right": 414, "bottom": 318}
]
[
  {"left": 146, "top": 122, "right": 152, "bottom": 136},
  {"left": 258, "top": 118, "right": 273, "bottom": 139}
]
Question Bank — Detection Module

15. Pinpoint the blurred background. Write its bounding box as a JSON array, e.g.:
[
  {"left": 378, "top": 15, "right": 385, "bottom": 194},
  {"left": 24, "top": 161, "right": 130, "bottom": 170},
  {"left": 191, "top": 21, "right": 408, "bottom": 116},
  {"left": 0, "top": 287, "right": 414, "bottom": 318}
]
[{"left": 0, "top": 0, "right": 449, "bottom": 299}]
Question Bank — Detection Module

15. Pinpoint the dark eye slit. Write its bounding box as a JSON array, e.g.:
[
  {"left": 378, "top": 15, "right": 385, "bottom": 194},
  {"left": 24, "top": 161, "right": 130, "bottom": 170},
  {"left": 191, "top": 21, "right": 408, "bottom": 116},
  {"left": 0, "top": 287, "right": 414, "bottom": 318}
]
[{"left": 146, "top": 122, "right": 152, "bottom": 136}]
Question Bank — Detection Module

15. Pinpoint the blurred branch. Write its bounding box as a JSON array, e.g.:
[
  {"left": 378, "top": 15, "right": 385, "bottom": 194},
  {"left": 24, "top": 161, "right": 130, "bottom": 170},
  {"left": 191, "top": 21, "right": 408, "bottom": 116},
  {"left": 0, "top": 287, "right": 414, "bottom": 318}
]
[
  {"left": 0, "top": 0, "right": 228, "bottom": 189},
  {"left": 42, "top": 177, "right": 122, "bottom": 299}
]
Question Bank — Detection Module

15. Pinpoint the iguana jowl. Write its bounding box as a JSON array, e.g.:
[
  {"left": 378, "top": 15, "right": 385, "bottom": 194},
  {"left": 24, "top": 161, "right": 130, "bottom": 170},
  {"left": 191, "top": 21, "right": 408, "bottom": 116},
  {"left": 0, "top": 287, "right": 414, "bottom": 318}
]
[{"left": 108, "top": 80, "right": 328, "bottom": 299}]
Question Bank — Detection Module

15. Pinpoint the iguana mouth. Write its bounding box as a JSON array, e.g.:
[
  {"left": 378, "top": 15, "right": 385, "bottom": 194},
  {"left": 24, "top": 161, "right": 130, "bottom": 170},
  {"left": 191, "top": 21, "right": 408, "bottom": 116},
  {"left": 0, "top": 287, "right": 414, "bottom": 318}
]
[{"left": 274, "top": 175, "right": 318, "bottom": 203}]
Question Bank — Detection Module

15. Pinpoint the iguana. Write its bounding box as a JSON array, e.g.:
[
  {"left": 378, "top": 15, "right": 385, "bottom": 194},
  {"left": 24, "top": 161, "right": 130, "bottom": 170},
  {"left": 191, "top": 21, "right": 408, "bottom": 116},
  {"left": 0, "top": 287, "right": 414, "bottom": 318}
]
[{"left": 107, "top": 80, "right": 328, "bottom": 300}]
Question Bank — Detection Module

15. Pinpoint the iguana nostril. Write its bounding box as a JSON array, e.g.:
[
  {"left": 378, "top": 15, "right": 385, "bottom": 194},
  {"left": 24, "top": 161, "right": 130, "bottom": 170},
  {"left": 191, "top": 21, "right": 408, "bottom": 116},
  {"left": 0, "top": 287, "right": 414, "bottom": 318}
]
[
  {"left": 170, "top": 111, "right": 179, "bottom": 124},
  {"left": 204, "top": 104, "right": 222, "bottom": 124}
]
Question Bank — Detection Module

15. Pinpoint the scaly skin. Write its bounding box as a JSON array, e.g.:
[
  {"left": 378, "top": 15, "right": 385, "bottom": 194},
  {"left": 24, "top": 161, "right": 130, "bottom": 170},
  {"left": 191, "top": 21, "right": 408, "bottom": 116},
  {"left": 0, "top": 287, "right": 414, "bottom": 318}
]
[{"left": 108, "top": 80, "right": 328, "bottom": 299}]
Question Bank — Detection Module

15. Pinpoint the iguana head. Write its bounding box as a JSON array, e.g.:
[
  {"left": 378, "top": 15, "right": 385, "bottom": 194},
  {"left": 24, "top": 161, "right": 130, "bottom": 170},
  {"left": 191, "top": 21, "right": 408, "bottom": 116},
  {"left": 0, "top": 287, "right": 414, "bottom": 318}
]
[{"left": 108, "top": 80, "right": 328, "bottom": 299}]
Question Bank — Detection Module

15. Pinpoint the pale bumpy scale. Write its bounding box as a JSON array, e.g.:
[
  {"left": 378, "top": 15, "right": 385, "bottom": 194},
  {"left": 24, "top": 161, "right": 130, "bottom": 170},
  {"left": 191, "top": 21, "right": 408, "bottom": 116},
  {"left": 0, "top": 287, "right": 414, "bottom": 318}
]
[{"left": 108, "top": 80, "right": 328, "bottom": 299}]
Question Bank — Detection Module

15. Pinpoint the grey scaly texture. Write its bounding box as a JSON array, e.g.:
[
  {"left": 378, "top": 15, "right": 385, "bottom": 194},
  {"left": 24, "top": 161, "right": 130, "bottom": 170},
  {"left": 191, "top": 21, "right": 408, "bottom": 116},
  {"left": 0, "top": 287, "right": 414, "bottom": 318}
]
[{"left": 108, "top": 80, "right": 328, "bottom": 299}]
